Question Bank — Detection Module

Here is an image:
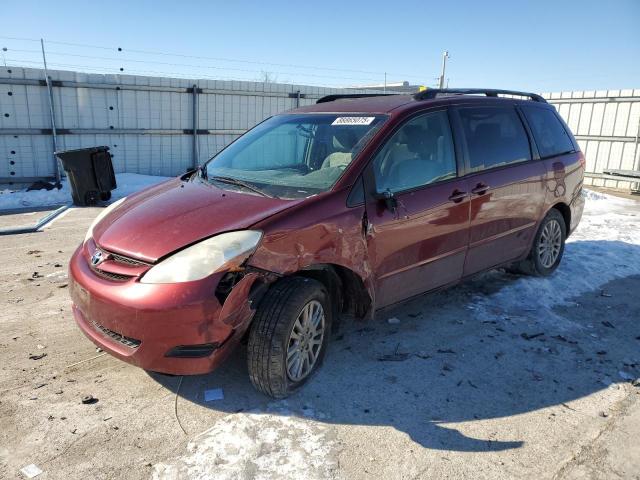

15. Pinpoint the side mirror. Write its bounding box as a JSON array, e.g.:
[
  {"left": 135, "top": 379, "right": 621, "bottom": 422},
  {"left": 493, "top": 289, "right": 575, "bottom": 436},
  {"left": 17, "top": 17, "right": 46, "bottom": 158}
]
[
  {"left": 180, "top": 165, "right": 200, "bottom": 181},
  {"left": 375, "top": 189, "right": 397, "bottom": 213}
]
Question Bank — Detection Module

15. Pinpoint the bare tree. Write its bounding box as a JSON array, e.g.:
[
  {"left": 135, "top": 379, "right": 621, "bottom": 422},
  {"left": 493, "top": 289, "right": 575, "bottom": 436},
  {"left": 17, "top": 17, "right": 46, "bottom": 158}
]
[{"left": 259, "top": 71, "right": 278, "bottom": 83}]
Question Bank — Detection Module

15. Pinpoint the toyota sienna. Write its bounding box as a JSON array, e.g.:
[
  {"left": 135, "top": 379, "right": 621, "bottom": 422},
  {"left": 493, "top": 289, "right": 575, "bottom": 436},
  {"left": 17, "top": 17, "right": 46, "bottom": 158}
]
[{"left": 69, "top": 88, "right": 585, "bottom": 398}]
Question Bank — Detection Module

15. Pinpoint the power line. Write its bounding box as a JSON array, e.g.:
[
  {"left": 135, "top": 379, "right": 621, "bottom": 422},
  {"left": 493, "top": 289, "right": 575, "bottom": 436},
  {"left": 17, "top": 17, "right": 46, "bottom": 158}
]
[
  {"left": 3, "top": 58, "right": 376, "bottom": 87},
  {"left": 0, "top": 35, "right": 427, "bottom": 81},
  {"left": 5, "top": 48, "right": 390, "bottom": 83}
]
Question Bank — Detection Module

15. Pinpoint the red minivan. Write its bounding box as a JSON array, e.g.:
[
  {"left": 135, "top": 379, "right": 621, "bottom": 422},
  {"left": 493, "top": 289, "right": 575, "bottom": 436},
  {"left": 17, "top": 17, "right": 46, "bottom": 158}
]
[{"left": 69, "top": 89, "right": 584, "bottom": 397}]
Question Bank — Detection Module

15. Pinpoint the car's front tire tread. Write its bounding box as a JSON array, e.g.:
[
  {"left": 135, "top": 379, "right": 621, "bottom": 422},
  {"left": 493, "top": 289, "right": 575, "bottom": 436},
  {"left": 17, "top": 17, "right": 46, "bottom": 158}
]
[{"left": 247, "top": 276, "right": 329, "bottom": 398}]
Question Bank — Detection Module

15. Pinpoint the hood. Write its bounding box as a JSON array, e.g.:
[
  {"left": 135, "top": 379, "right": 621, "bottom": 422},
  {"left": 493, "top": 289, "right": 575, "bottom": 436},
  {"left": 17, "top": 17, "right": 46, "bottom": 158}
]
[{"left": 93, "top": 177, "right": 301, "bottom": 263}]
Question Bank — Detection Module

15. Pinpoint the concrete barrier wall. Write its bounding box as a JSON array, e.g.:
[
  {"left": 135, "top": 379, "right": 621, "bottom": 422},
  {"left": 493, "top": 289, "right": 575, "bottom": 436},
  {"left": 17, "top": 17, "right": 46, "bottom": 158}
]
[
  {"left": 1, "top": 66, "right": 638, "bottom": 190},
  {"left": 0, "top": 66, "right": 384, "bottom": 182}
]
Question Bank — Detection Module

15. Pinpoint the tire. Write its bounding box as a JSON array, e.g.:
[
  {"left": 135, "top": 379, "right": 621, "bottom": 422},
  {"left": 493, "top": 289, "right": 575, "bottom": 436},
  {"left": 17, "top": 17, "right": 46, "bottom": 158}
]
[
  {"left": 511, "top": 208, "right": 566, "bottom": 276},
  {"left": 247, "top": 277, "right": 331, "bottom": 398}
]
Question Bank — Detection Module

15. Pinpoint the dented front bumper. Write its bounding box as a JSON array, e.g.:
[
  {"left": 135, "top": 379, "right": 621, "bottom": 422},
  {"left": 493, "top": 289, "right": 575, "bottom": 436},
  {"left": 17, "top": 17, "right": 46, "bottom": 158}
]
[{"left": 68, "top": 242, "right": 265, "bottom": 375}]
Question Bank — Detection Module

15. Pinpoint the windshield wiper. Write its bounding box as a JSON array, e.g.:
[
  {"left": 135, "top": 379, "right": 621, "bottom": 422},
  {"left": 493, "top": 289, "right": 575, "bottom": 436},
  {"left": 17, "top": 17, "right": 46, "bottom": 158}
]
[{"left": 209, "top": 175, "right": 274, "bottom": 198}]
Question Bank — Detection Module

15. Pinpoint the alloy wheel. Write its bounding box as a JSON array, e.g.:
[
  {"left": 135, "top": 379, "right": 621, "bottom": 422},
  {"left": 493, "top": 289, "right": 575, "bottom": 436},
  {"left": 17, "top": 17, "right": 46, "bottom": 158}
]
[
  {"left": 538, "top": 219, "right": 562, "bottom": 268},
  {"left": 286, "top": 300, "right": 325, "bottom": 382}
]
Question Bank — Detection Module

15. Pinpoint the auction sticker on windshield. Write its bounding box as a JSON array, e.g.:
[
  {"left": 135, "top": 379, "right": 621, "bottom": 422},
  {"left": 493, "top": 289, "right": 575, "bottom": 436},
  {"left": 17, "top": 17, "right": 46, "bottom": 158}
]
[{"left": 331, "top": 116, "right": 376, "bottom": 126}]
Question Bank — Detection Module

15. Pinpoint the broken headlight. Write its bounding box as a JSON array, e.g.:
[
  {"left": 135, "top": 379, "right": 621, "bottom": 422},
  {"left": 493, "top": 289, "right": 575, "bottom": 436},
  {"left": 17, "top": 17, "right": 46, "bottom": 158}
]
[{"left": 140, "top": 230, "right": 262, "bottom": 284}]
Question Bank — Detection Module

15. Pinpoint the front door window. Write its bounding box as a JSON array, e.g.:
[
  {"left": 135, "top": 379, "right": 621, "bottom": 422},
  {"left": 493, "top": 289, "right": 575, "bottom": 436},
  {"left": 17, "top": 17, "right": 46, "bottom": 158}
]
[{"left": 373, "top": 110, "right": 457, "bottom": 193}]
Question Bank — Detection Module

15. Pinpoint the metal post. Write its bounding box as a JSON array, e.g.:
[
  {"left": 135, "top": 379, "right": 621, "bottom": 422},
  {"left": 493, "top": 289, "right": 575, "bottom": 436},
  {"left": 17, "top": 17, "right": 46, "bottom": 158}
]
[
  {"left": 631, "top": 118, "right": 640, "bottom": 193},
  {"left": 604, "top": 102, "right": 620, "bottom": 175},
  {"left": 439, "top": 51, "right": 450, "bottom": 89},
  {"left": 296, "top": 90, "right": 301, "bottom": 108},
  {"left": 384, "top": 72, "right": 387, "bottom": 93},
  {"left": 41, "top": 39, "right": 61, "bottom": 186},
  {"left": 192, "top": 84, "right": 199, "bottom": 168},
  {"left": 633, "top": 116, "right": 640, "bottom": 171}
]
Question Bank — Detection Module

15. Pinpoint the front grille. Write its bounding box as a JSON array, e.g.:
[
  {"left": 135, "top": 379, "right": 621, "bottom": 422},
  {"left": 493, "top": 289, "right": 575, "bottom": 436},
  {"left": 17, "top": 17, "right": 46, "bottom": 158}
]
[
  {"left": 89, "top": 265, "right": 132, "bottom": 282},
  {"left": 110, "top": 252, "right": 151, "bottom": 267},
  {"left": 92, "top": 321, "right": 141, "bottom": 348},
  {"left": 88, "top": 246, "right": 150, "bottom": 282}
]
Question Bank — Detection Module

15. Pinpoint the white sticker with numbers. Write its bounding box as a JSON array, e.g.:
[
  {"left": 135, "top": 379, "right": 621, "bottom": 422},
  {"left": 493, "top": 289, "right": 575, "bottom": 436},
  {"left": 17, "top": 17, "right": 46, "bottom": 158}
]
[{"left": 331, "top": 116, "right": 376, "bottom": 126}]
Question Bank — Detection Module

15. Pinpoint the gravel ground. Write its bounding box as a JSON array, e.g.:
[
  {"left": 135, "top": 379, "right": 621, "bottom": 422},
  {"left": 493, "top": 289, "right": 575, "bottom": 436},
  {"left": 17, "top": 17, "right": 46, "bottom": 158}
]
[{"left": 1, "top": 194, "right": 640, "bottom": 480}]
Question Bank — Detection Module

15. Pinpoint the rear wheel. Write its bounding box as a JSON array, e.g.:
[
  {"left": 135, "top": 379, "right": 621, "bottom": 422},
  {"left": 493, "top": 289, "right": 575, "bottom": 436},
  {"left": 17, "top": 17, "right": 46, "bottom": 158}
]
[
  {"left": 247, "top": 277, "right": 331, "bottom": 398},
  {"left": 510, "top": 208, "right": 566, "bottom": 276}
]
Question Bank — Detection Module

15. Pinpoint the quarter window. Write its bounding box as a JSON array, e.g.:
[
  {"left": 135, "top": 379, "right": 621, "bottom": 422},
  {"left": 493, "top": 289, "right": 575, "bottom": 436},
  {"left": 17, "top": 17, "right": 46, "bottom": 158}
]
[
  {"left": 457, "top": 106, "right": 531, "bottom": 171},
  {"left": 373, "top": 110, "right": 457, "bottom": 193},
  {"left": 522, "top": 106, "right": 575, "bottom": 158}
]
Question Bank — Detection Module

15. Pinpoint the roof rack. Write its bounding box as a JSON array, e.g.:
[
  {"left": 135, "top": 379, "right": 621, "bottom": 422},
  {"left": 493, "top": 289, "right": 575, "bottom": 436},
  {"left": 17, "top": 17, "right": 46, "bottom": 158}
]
[
  {"left": 316, "top": 93, "right": 396, "bottom": 104},
  {"left": 414, "top": 88, "right": 546, "bottom": 103}
]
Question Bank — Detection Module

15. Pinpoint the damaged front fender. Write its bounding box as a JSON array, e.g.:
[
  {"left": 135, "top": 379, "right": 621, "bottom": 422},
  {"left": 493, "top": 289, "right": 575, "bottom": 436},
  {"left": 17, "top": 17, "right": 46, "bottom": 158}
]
[
  {"left": 247, "top": 202, "right": 376, "bottom": 318},
  {"left": 218, "top": 270, "right": 278, "bottom": 329}
]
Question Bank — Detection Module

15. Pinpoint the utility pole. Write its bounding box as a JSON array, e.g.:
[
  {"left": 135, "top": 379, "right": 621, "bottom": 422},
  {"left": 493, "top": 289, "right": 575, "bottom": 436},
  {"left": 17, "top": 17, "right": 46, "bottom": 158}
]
[
  {"left": 438, "top": 50, "right": 450, "bottom": 89},
  {"left": 41, "top": 38, "right": 61, "bottom": 186}
]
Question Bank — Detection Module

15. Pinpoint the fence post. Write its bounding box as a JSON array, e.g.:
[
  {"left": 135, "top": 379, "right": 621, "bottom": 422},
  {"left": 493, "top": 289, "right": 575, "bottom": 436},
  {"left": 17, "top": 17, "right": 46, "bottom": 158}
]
[
  {"left": 192, "top": 84, "right": 199, "bottom": 168},
  {"left": 634, "top": 117, "right": 640, "bottom": 172},
  {"left": 41, "top": 39, "right": 61, "bottom": 186},
  {"left": 633, "top": 117, "right": 640, "bottom": 192}
]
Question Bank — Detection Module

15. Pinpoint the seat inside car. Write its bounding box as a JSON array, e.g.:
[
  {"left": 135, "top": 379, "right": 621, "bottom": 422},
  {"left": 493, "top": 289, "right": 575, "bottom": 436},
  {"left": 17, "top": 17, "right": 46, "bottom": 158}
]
[
  {"left": 321, "top": 128, "right": 358, "bottom": 169},
  {"left": 387, "top": 126, "right": 444, "bottom": 189}
]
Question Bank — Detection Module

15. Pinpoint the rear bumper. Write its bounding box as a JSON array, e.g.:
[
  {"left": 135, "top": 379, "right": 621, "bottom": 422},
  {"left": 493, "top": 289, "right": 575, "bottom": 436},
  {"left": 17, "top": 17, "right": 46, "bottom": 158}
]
[{"left": 68, "top": 244, "right": 258, "bottom": 375}]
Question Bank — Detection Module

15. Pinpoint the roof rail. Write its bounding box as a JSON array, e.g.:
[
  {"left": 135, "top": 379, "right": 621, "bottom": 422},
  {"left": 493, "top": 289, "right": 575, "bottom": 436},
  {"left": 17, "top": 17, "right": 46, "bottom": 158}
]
[
  {"left": 414, "top": 88, "right": 546, "bottom": 103},
  {"left": 316, "top": 93, "right": 396, "bottom": 104}
]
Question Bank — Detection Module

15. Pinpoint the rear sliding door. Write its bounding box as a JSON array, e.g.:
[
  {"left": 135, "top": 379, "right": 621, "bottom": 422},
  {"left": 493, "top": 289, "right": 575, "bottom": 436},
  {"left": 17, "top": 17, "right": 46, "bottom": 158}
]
[{"left": 451, "top": 104, "right": 547, "bottom": 276}]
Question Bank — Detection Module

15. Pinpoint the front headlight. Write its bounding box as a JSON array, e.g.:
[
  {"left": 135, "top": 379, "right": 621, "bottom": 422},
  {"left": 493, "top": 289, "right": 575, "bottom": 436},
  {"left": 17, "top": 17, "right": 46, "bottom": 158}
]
[
  {"left": 140, "top": 230, "right": 263, "bottom": 284},
  {"left": 84, "top": 197, "right": 127, "bottom": 243}
]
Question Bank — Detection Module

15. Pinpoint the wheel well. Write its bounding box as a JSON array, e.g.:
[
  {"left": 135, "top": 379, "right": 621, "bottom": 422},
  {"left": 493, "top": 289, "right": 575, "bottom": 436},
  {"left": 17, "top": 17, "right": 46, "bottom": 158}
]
[
  {"left": 294, "top": 264, "right": 371, "bottom": 319},
  {"left": 552, "top": 202, "right": 571, "bottom": 234}
]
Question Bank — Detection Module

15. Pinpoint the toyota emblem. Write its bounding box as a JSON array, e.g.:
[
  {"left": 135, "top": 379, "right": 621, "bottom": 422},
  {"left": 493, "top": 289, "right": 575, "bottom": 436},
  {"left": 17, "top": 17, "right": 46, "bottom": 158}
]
[{"left": 91, "top": 250, "right": 104, "bottom": 266}]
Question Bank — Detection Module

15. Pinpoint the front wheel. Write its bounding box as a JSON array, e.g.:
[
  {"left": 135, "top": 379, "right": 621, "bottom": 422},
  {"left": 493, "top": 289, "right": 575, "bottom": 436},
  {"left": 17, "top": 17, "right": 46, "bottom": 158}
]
[
  {"left": 247, "top": 277, "right": 331, "bottom": 398},
  {"left": 511, "top": 209, "right": 566, "bottom": 276}
]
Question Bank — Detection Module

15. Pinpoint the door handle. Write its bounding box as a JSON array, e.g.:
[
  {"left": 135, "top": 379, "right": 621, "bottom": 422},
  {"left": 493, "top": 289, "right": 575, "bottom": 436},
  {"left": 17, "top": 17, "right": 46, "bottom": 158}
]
[
  {"left": 471, "top": 183, "right": 490, "bottom": 195},
  {"left": 448, "top": 190, "right": 467, "bottom": 203}
]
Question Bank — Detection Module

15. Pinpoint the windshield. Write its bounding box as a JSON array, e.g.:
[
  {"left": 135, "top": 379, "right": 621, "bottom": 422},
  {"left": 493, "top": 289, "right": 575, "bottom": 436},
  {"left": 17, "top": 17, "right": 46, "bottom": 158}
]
[{"left": 204, "top": 113, "right": 387, "bottom": 198}]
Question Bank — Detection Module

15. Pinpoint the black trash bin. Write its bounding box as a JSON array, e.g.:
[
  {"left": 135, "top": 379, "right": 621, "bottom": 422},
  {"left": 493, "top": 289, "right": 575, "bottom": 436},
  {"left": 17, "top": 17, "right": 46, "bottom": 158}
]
[{"left": 56, "top": 146, "right": 117, "bottom": 206}]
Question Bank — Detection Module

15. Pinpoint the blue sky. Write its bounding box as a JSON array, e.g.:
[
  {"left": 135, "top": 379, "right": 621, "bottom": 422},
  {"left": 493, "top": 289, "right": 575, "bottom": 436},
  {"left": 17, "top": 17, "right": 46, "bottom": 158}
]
[{"left": 2, "top": 0, "right": 639, "bottom": 92}]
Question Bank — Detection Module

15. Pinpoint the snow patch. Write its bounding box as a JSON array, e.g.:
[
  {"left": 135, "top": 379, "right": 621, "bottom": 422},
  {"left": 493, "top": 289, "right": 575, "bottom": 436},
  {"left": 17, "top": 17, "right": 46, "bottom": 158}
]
[
  {"left": 153, "top": 408, "right": 337, "bottom": 480},
  {"left": 0, "top": 173, "right": 171, "bottom": 210},
  {"left": 581, "top": 189, "right": 610, "bottom": 202},
  {"left": 473, "top": 189, "right": 640, "bottom": 327}
]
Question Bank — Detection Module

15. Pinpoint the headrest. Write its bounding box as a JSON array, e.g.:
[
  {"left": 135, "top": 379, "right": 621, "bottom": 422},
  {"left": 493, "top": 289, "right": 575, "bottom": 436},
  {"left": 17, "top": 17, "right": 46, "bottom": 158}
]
[
  {"left": 403, "top": 125, "right": 426, "bottom": 152},
  {"left": 332, "top": 128, "right": 358, "bottom": 152}
]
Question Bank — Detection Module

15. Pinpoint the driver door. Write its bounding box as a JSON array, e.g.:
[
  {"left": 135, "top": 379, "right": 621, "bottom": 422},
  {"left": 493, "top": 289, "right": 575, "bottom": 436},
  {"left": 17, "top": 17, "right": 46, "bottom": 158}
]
[{"left": 363, "top": 109, "right": 470, "bottom": 308}]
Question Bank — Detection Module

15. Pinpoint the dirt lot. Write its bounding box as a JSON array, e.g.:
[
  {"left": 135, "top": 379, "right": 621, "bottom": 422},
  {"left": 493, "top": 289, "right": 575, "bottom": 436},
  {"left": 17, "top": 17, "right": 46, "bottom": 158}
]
[{"left": 1, "top": 194, "right": 640, "bottom": 480}]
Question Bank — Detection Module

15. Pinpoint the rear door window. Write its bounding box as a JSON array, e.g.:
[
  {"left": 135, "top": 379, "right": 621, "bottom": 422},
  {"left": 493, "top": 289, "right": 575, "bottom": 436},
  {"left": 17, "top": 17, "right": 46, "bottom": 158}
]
[
  {"left": 521, "top": 106, "right": 575, "bottom": 158},
  {"left": 457, "top": 106, "right": 531, "bottom": 171}
]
